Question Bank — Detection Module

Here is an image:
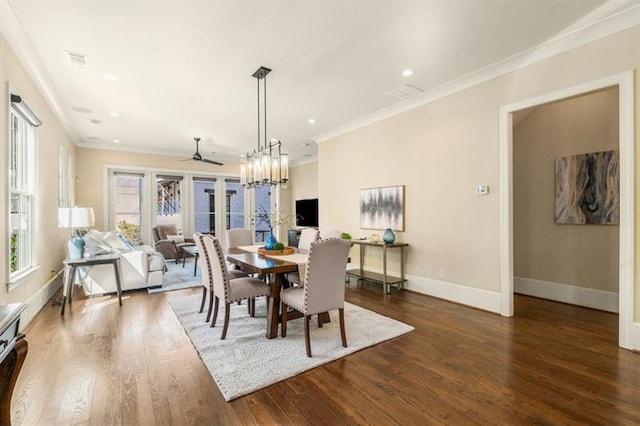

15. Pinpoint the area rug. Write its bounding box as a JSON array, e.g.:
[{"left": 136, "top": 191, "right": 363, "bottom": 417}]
[
  {"left": 168, "top": 294, "right": 414, "bottom": 401},
  {"left": 148, "top": 260, "right": 202, "bottom": 293}
]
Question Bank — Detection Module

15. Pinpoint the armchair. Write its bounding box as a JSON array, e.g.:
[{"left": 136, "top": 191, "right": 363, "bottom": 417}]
[{"left": 152, "top": 224, "right": 196, "bottom": 263}]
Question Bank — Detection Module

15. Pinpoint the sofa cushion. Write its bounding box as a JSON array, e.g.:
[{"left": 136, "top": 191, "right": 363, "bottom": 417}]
[{"left": 103, "top": 231, "right": 134, "bottom": 252}]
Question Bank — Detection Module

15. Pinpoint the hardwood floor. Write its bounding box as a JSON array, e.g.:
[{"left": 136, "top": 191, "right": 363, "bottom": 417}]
[{"left": 11, "top": 281, "right": 640, "bottom": 425}]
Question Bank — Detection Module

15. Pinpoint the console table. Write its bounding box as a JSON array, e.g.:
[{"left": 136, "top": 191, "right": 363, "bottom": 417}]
[
  {"left": 61, "top": 253, "right": 123, "bottom": 315},
  {"left": 346, "top": 240, "right": 408, "bottom": 294},
  {"left": 0, "top": 303, "right": 27, "bottom": 426}
]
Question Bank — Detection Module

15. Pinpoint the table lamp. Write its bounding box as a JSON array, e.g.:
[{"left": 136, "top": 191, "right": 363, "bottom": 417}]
[{"left": 58, "top": 207, "right": 95, "bottom": 258}]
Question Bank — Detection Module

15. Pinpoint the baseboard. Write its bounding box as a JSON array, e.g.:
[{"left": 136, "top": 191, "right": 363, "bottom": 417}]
[
  {"left": 631, "top": 322, "right": 640, "bottom": 351},
  {"left": 20, "top": 269, "right": 65, "bottom": 330},
  {"left": 514, "top": 276, "right": 619, "bottom": 313},
  {"left": 346, "top": 263, "right": 501, "bottom": 314}
]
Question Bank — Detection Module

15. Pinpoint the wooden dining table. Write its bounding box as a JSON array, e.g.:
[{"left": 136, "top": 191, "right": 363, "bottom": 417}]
[{"left": 225, "top": 246, "right": 328, "bottom": 339}]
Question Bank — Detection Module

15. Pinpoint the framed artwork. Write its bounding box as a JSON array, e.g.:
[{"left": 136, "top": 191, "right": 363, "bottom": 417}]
[
  {"left": 360, "top": 185, "right": 405, "bottom": 231},
  {"left": 555, "top": 150, "right": 619, "bottom": 224}
]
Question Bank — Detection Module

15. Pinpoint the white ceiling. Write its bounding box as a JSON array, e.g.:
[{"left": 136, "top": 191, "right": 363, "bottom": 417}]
[{"left": 3, "top": 0, "right": 637, "bottom": 165}]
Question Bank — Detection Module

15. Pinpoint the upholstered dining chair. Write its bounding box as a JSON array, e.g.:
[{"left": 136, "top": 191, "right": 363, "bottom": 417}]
[
  {"left": 225, "top": 228, "right": 254, "bottom": 248},
  {"left": 193, "top": 233, "right": 247, "bottom": 322},
  {"left": 280, "top": 238, "right": 351, "bottom": 357},
  {"left": 202, "top": 234, "right": 271, "bottom": 339},
  {"left": 285, "top": 228, "right": 319, "bottom": 286}
]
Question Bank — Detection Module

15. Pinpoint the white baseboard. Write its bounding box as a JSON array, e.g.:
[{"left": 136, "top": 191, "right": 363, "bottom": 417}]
[
  {"left": 347, "top": 263, "right": 501, "bottom": 314},
  {"left": 514, "top": 276, "right": 619, "bottom": 313},
  {"left": 20, "top": 269, "right": 64, "bottom": 331},
  {"left": 631, "top": 322, "right": 640, "bottom": 351}
]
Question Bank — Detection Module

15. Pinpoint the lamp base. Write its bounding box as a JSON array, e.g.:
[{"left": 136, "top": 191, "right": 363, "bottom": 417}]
[{"left": 68, "top": 229, "right": 85, "bottom": 259}]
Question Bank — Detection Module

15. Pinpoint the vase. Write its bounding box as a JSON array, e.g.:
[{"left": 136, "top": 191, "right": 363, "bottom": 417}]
[
  {"left": 382, "top": 228, "right": 395, "bottom": 244},
  {"left": 265, "top": 232, "right": 278, "bottom": 250},
  {"left": 68, "top": 229, "right": 86, "bottom": 259}
]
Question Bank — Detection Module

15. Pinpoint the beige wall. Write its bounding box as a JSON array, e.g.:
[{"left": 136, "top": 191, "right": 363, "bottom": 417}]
[
  {"left": 288, "top": 161, "right": 318, "bottom": 220},
  {"left": 318, "top": 27, "right": 639, "bottom": 312},
  {"left": 513, "top": 88, "right": 619, "bottom": 292},
  {"left": 0, "top": 33, "right": 76, "bottom": 310}
]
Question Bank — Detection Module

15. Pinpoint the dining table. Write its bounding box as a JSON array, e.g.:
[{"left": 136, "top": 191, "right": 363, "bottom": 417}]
[{"left": 225, "top": 246, "right": 327, "bottom": 339}]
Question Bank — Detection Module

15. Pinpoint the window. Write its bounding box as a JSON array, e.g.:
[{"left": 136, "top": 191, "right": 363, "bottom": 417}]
[
  {"left": 8, "top": 92, "right": 40, "bottom": 285},
  {"left": 157, "top": 174, "right": 184, "bottom": 232},
  {"left": 253, "top": 185, "right": 271, "bottom": 242},
  {"left": 193, "top": 177, "right": 216, "bottom": 235},
  {"left": 112, "top": 172, "right": 144, "bottom": 243},
  {"left": 225, "top": 178, "right": 245, "bottom": 231}
]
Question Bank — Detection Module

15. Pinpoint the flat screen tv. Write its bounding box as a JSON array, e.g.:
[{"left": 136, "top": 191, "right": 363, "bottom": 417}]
[{"left": 295, "top": 198, "right": 319, "bottom": 227}]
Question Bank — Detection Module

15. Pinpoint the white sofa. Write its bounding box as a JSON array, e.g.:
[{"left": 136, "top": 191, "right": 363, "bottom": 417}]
[{"left": 77, "top": 230, "right": 165, "bottom": 295}]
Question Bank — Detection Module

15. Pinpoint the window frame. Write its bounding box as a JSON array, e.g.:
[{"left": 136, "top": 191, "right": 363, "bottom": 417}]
[{"left": 7, "top": 87, "right": 40, "bottom": 289}]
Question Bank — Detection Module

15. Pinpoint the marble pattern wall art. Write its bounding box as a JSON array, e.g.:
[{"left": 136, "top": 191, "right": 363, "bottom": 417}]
[
  {"left": 360, "top": 185, "right": 404, "bottom": 231},
  {"left": 555, "top": 150, "right": 619, "bottom": 224}
]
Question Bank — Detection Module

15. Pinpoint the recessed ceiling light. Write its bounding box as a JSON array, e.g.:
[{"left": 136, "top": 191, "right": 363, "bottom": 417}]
[
  {"left": 113, "top": 139, "right": 121, "bottom": 144},
  {"left": 402, "top": 69, "right": 413, "bottom": 77},
  {"left": 307, "top": 118, "right": 316, "bottom": 124},
  {"left": 109, "top": 112, "right": 120, "bottom": 117},
  {"left": 302, "top": 142, "right": 310, "bottom": 147},
  {"left": 90, "top": 118, "right": 102, "bottom": 124},
  {"left": 104, "top": 73, "right": 118, "bottom": 81}
]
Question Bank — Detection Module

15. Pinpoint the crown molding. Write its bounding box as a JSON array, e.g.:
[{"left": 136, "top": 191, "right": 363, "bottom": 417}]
[{"left": 313, "top": 3, "right": 640, "bottom": 144}]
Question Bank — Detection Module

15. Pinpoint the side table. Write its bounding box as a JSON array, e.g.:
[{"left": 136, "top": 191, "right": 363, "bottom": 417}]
[
  {"left": 346, "top": 240, "right": 409, "bottom": 294},
  {"left": 62, "top": 253, "right": 123, "bottom": 315}
]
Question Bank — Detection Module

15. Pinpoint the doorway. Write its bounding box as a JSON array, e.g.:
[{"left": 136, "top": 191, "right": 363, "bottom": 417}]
[{"left": 499, "top": 71, "right": 635, "bottom": 349}]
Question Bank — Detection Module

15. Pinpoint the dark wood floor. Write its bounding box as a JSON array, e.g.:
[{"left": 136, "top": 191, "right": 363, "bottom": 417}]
[{"left": 11, "top": 280, "right": 640, "bottom": 425}]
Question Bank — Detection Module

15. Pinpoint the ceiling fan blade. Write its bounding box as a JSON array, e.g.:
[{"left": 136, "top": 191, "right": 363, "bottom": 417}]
[
  {"left": 200, "top": 157, "right": 224, "bottom": 166},
  {"left": 174, "top": 157, "right": 192, "bottom": 163}
]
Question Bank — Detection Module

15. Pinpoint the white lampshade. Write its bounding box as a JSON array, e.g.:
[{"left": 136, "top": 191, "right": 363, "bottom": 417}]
[{"left": 58, "top": 207, "right": 95, "bottom": 229}]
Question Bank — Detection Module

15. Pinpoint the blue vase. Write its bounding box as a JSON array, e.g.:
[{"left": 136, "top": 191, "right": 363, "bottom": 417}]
[
  {"left": 382, "top": 228, "right": 396, "bottom": 244},
  {"left": 265, "top": 232, "right": 277, "bottom": 250},
  {"left": 68, "top": 229, "right": 85, "bottom": 259}
]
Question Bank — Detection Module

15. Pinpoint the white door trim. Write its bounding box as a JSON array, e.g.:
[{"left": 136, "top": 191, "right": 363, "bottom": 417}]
[{"left": 499, "top": 71, "right": 636, "bottom": 350}]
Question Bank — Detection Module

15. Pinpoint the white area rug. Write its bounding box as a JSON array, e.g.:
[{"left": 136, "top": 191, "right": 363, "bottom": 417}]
[
  {"left": 168, "top": 294, "right": 414, "bottom": 401},
  {"left": 148, "top": 260, "right": 202, "bottom": 293}
]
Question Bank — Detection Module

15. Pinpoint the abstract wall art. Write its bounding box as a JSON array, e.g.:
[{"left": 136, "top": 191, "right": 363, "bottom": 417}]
[
  {"left": 555, "top": 150, "right": 619, "bottom": 224},
  {"left": 360, "top": 185, "right": 404, "bottom": 231}
]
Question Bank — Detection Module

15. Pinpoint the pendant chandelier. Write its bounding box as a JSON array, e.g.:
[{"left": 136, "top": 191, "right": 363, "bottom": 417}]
[{"left": 240, "top": 66, "right": 289, "bottom": 187}]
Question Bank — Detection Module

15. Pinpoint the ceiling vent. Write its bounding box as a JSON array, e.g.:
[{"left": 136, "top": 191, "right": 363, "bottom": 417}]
[
  {"left": 66, "top": 51, "right": 88, "bottom": 66},
  {"left": 385, "top": 83, "right": 424, "bottom": 100}
]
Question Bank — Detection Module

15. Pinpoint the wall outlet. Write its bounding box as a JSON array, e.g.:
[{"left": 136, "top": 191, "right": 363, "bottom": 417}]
[{"left": 438, "top": 269, "right": 446, "bottom": 279}]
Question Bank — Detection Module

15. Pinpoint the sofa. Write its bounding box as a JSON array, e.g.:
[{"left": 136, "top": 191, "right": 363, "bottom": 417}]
[{"left": 77, "top": 230, "right": 166, "bottom": 295}]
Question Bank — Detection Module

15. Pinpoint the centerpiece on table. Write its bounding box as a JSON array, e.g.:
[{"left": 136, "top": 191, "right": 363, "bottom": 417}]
[{"left": 251, "top": 206, "right": 295, "bottom": 255}]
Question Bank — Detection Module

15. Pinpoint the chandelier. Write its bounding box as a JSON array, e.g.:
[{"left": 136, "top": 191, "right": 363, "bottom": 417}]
[{"left": 240, "top": 66, "right": 289, "bottom": 187}]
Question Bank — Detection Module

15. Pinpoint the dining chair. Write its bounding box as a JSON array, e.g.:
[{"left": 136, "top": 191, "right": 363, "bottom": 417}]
[
  {"left": 193, "top": 233, "right": 247, "bottom": 322},
  {"left": 285, "top": 228, "right": 319, "bottom": 286},
  {"left": 202, "top": 234, "right": 271, "bottom": 339},
  {"left": 280, "top": 238, "right": 351, "bottom": 357},
  {"left": 226, "top": 228, "right": 254, "bottom": 248}
]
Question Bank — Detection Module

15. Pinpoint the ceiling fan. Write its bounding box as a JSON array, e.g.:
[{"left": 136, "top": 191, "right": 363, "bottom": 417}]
[{"left": 177, "top": 137, "right": 224, "bottom": 165}]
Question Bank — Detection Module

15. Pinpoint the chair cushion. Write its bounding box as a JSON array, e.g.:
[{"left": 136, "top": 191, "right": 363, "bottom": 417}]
[
  {"left": 228, "top": 277, "right": 270, "bottom": 302},
  {"left": 281, "top": 287, "right": 306, "bottom": 313},
  {"left": 167, "top": 235, "right": 185, "bottom": 244},
  {"left": 229, "top": 270, "right": 248, "bottom": 279}
]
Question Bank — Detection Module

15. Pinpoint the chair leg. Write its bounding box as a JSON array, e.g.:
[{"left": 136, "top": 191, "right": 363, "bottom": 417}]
[
  {"left": 211, "top": 296, "right": 219, "bottom": 328},
  {"left": 247, "top": 298, "right": 251, "bottom": 314},
  {"left": 199, "top": 286, "right": 206, "bottom": 313},
  {"left": 206, "top": 289, "right": 214, "bottom": 322},
  {"left": 317, "top": 314, "right": 323, "bottom": 328},
  {"left": 339, "top": 308, "right": 347, "bottom": 348},
  {"left": 281, "top": 301, "right": 288, "bottom": 337},
  {"left": 251, "top": 298, "right": 256, "bottom": 317},
  {"left": 221, "top": 303, "right": 231, "bottom": 339},
  {"left": 304, "top": 315, "right": 312, "bottom": 357}
]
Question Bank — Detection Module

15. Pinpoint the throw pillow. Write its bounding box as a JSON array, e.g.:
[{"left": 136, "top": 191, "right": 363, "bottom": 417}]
[{"left": 167, "top": 235, "right": 185, "bottom": 244}]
